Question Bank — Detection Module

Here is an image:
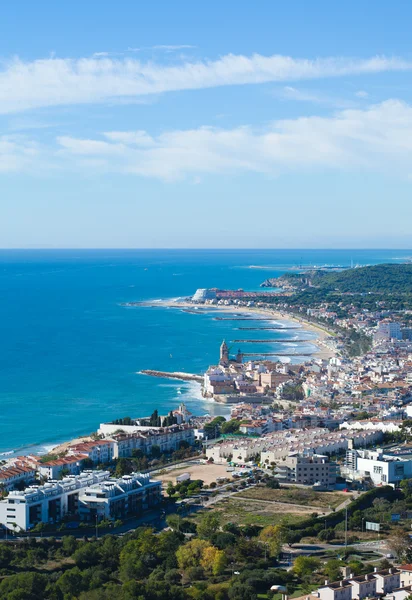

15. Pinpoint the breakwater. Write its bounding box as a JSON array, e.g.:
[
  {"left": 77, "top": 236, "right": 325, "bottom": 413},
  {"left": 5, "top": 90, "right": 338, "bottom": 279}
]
[
  {"left": 139, "top": 370, "right": 203, "bottom": 383},
  {"left": 237, "top": 326, "right": 300, "bottom": 330},
  {"left": 243, "top": 352, "right": 313, "bottom": 357},
  {"left": 232, "top": 338, "right": 308, "bottom": 343}
]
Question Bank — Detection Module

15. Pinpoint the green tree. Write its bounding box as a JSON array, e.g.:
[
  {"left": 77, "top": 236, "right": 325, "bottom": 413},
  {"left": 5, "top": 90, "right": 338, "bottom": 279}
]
[
  {"left": 56, "top": 566, "right": 84, "bottom": 596},
  {"left": 61, "top": 534, "right": 78, "bottom": 556},
  {"left": 293, "top": 556, "right": 321, "bottom": 580},
  {"left": 197, "top": 513, "right": 221, "bottom": 540},
  {"left": 0, "top": 572, "right": 48, "bottom": 600},
  {"left": 115, "top": 457, "right": 132, "bottom": 477},
  {"left": 324, "top": 559, "right": 342, "bottom": 582},
  {"left": 73, "top": 542, "right": 101, "bottom": 569}
]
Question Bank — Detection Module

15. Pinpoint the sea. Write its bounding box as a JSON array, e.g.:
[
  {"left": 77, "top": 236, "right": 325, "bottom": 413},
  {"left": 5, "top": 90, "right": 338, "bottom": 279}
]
[{"left": 0, "top": 248, "right": 410, "bottom": 456}]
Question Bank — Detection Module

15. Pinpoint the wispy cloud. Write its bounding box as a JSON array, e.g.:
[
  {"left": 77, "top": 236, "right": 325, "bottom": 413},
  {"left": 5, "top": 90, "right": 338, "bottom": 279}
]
[
  {"left": 0, "top": 53, "right": 411, "bottom": 114},
  {"left": 56, "top": 100, "right": 412, "bottom": 180},
  {"left": 151, "top": 44, "right": 196, "bottom": 51},
  {"left": 4, "top": 100, "right": 412, "bottom": 180},
  {"left": 274, "top": 85, "right": 355, "bottom": 108}
]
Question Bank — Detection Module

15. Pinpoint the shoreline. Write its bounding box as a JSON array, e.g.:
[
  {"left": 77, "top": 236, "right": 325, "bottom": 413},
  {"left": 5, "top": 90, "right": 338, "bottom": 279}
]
[
  {"left": 142, "top": 299, "right": 337, "bottom": 361},
  {"left": 2, "top": 299, "right": 335, "bottom": 459}
]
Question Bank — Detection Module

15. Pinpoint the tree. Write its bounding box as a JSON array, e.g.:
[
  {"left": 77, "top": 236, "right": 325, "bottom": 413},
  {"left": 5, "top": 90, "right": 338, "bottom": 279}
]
[
  {"left": 200, "top": 545, "right": 219, "bottom": 573},
  {"left": 259, "top": 524, "right": 286, "bottom": 557},
  {"left": 324, "top": 558, "right": 342, "bottom": 582},
  {"left": 229, "top": 581, "right": 257, "bottom": 600},
  {"left": 197, "top": 513, "right": 221, "bottom": 540},
  {"left": 0, "top": 573, "right": 48, "bottom": 600},
  {"left": 73, "top": 543, "right": 101, "bottom": 569},
  {"left": 61, "top": 535, "right": 78, "bottom": 556},
  {"left": 387, "top": 530, "right": 412, "bottom": 561},
  {"left": 119, "top": 539, "right": 148, "bottom": 581},
  {"left": 293, "top": 556, "right": 321, "bottom": 580},
  {"left": 56, "top": 567, "right": 84, "bottom": 596},
  {"left": 176, "top": 539, "right": 210, "bottom": 570},
  {"left": 115, "top": 457, "right": 132, "bottom": 477},
  {"left": 0, "top": 544, "right": 12, "bottom": 568},
  {"left": 220, "top": 419, "right": 240, "bottom": 434},
  {"left": 212, "top": 549, "right": 227, "bottom": 575}
]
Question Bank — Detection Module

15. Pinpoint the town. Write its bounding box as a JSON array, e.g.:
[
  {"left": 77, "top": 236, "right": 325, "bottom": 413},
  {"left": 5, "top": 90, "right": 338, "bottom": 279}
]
[{"left": 1, "top": 263, "right": 412, "bottom": 599}]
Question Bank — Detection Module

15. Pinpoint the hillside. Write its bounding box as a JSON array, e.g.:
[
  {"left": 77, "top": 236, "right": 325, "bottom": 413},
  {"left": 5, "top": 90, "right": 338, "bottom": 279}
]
[{"left": 261, "top": 264, "right": 412, "bottom": 294}]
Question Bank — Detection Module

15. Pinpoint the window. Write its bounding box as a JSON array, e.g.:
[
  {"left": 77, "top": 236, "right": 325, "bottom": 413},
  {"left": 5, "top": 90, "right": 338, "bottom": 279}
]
[{"left": 373, "top": 465, "right": 383, "bottom": 474}]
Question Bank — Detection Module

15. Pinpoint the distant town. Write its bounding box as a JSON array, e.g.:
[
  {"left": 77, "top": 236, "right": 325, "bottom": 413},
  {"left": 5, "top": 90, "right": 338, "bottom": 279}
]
[{"left": 2, "top": 263, "right": 412, "bottom": 599}]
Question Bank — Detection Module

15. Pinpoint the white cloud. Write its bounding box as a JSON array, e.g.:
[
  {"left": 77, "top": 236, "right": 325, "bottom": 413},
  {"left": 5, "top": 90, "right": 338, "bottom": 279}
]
[
  {"left": 275, "top": 86, "right": 355, "bottom": 107},
  {"left": 355, "top": 90, "right": 369, "bottom": 98},
  {"left": 0, "top": 135, "right": 41, "bottom": 172},
  {"left": 151, "top": 45, "right": 196, "bottom": 51},
  {"left": 4, "top": 100, "right": 412, "bottom": 180},
  {"left": 0, "top": 52, "right": 411, "bottom": 114},
  {"left": 55, "top": 100, "right": 412, "bottom": 180}
]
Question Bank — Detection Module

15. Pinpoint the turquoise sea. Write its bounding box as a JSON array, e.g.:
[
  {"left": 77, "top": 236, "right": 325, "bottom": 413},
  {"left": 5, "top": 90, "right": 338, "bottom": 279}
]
[{"left": 0, "top": 249, "right": 410, "bottom": 455}]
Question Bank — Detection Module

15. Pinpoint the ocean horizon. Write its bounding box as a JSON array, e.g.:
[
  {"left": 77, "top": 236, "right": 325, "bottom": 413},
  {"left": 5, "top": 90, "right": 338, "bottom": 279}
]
[{"left": 1, "top": 248, "right": 410, "bottom": 455}]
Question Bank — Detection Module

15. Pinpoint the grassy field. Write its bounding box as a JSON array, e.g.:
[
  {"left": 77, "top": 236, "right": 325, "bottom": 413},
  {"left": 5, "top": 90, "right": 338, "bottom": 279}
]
[
  {"left": 236, "top": 486, "right": 347, "bottom": 510},
  {"left": 193, "top": 497, "right": 310, "bottom": 527}
]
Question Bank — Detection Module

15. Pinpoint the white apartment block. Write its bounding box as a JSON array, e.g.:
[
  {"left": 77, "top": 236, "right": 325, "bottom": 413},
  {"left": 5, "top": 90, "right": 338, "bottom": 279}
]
[
  {"left": 316, "top": 569, "right": 400, "bottom": 600},
  {"left": 78, "top": 473, "right": 161, "bottom": 521},
  {"left": 344, "top": 449, "right": 412, "bottom": 485},
  {"left": 98, "top": 423, "right": 195, "bottom": 456},
  {"left": 0, "top": 465, "right": 36, "bottom": 491},
  {"left": 0, "top": 470, "right": 161, "bottom": 532},
  {"left": 207, "top": 428, "right": 382, "bottom": 465},
  {"left": 38, "top": 455, "right": 86, "bottom": 480}
]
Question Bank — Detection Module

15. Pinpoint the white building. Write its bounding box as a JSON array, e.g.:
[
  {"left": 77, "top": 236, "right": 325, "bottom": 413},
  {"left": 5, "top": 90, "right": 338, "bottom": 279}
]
[
  {"left": 378, "top": 321, "right": 402, "bottom": 341},
  {"left": 78, "top": 473, "right": 161, "bottom": 521},
  {"left": 316, "top": 568, "right": 400, "bottom": 600},
  {"left": 38, "top": 455, "right": 86, "bottom": 480},
  {"left": 0, "top": 470, "right": 161, "bottom": 532},
  {"left": 344, "top": 449, "right": 412, "bottom": 485},
  {"left": 0, "top": 465, "right": 36, "bottom": 491},
  {"left": 192, "top": 289, "right": 217, "bottom": 302}
]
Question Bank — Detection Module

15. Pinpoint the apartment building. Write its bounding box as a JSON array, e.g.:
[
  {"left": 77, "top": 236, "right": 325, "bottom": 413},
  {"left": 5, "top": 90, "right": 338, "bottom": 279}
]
[
  {"left": 273, "top": 453, "right": 337, "bottom": 487},
  {"left": 67, "top": 440, "right": 114, "bottom": 464},
  {"left": 0, "top": 465, "right": 36, "bottom": 491},
  {"left": 344, "top": 449, "right": 412, "bottom": 485},
  {"left": 78, "top": 473, "right": 161, "bottom": 521},
  {"left": 38, "top": 455, "right": 86, "bottom": 480},
  {"left": 316, "top": 568, "right": 400, "bottom": 600},
  {"left": 0, "top": 470, "right": 161, "bottom": 532},
  {"left": 98, "top": 423, "right": 195, "bottom": 456}
]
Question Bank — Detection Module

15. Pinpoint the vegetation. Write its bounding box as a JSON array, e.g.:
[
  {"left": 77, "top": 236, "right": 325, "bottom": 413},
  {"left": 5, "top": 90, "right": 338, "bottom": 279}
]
[{"left": 0, "top": 483, "right": 409, "bottom": 599}]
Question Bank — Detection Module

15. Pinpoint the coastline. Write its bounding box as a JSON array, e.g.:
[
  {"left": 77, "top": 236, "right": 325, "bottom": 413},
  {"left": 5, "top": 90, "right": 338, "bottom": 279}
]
[{"left": 143, "top": 299, "right": 337, "bottom": 361}]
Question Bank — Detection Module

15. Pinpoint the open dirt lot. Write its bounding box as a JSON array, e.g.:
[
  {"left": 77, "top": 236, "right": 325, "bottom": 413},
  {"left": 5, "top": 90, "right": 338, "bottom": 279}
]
[
  {"left": 194, "top": 496, "right": 311, "bottom": 527},
  {"left": 236, "top": 486, "right": 348, "bottom": 509},
  {"left": 152, "top": 462, "right": 234, "bottom": 486}
]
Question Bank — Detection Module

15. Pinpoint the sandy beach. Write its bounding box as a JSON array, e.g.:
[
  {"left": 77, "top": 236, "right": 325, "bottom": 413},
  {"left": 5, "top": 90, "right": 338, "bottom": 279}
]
[{"left": 143, "top": 299, "right": 337, "bottom": 361}]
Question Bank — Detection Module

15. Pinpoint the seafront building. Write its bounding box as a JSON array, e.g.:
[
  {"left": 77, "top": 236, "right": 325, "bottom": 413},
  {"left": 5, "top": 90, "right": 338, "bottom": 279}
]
[{"left": 0, "top": 470, "right": 161, "bottom": 532}]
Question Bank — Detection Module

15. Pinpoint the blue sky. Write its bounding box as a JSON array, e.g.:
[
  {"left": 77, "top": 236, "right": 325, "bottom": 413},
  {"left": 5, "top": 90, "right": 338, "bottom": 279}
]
[{"left": 1, "top": 1, "right": 412, "bottom": 248}]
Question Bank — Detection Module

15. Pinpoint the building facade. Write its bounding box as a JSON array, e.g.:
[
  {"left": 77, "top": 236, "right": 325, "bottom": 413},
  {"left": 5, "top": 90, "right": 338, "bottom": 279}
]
[{"left": 0, "top": 470, "right": 161, "bottom": 532}]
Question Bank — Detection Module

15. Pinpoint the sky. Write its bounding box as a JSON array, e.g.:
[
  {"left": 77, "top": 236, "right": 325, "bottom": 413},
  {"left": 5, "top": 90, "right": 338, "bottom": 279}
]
[{"left": 1, "top": 1, "right": 412, "bottom": 249}]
